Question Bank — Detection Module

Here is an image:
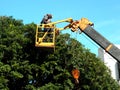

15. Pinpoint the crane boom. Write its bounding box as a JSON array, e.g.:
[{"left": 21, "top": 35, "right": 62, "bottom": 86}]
[
  {"left": 70, "top": 18, "right": 120, "bottom": 62},
  {"left": 35, "top": 17, "right": 120, "bottom": 62},
  {"left": 80, "top": 25, "right": 120, "bottom": 62}
]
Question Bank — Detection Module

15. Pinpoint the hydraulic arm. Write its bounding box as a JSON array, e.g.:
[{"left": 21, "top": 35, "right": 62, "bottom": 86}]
[
  {"left": 35, "top": 17, "right": 120, "bottom": 62},
  {"left": 68, "top": 18, "right": 120, "bottom": 62}
]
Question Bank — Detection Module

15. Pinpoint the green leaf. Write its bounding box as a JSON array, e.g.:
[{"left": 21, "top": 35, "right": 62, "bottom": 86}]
[{"left": 11, "top": 71, "right": 23, "bottom": 78}]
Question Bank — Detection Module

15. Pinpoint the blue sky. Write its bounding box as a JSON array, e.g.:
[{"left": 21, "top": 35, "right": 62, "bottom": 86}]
[{"left": 1, "top": 0, "right": 120, "bottom": 55}]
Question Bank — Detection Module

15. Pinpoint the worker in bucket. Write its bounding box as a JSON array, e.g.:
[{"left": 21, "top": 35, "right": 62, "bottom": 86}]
[{"left": 41, "top": 14, "right": 53, "bottom": 32}]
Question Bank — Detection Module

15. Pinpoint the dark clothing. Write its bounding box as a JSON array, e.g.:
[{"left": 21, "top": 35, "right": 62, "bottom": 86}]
[
  {"left": 41, "top": 15, "right": 53, "bottom": 32},
  {"left": 41, "top": 15, "right": 51, "bottom": 24}
]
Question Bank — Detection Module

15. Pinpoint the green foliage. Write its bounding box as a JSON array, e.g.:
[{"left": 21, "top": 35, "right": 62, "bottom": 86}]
[
  {"left": 37, "top": 83, "right": 62, "bottom": 90},
  {"left": 0, "top": 16, "right": 120, "bottom": 90},
  {"left": 0, "top": 76, "right": 9, "bottom": 90}
]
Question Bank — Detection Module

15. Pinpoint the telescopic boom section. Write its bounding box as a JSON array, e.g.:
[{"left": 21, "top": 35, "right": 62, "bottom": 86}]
[{"left": 71, "top": 18, "right": 120, "bottom": 62}]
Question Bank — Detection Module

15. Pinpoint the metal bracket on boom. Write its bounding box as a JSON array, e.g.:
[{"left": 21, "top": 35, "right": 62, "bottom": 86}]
[{"left": 64, "top": 18, "right": 94, "bottom": 32}]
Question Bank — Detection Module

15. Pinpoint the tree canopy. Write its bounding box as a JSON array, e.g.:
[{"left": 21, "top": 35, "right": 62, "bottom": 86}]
[{"left": 0, "top": 16, "right": 120, "bottom": 90}]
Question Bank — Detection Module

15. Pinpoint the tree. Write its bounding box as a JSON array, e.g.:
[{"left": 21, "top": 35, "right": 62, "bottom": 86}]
[
  {"left": 40, "top": 33, "right": 120, "bottom": 90},
  {"left": 0, "top": 16, "right": 40, "bottom": 90},
  {"left": 0, "top": 16, "right": 120, "bottom": 90}
]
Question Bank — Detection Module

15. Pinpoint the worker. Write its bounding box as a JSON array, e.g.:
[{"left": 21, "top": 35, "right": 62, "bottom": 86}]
[{"left": 41, "top": 14, "right": 53, "bottom": 32}]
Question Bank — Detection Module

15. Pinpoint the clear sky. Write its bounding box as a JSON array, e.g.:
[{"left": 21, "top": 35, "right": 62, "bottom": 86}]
[{"left": 1, "top": 0, "right": 120, "bottom": 55}]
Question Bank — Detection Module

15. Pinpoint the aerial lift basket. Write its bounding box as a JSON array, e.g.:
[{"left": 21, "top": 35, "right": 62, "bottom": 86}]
[
  {"left": 35, "top": 18, "right": 73, "bottom": 51},
  {"left": 35, "top": 24, "right": 56, "bottom": 50}
]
